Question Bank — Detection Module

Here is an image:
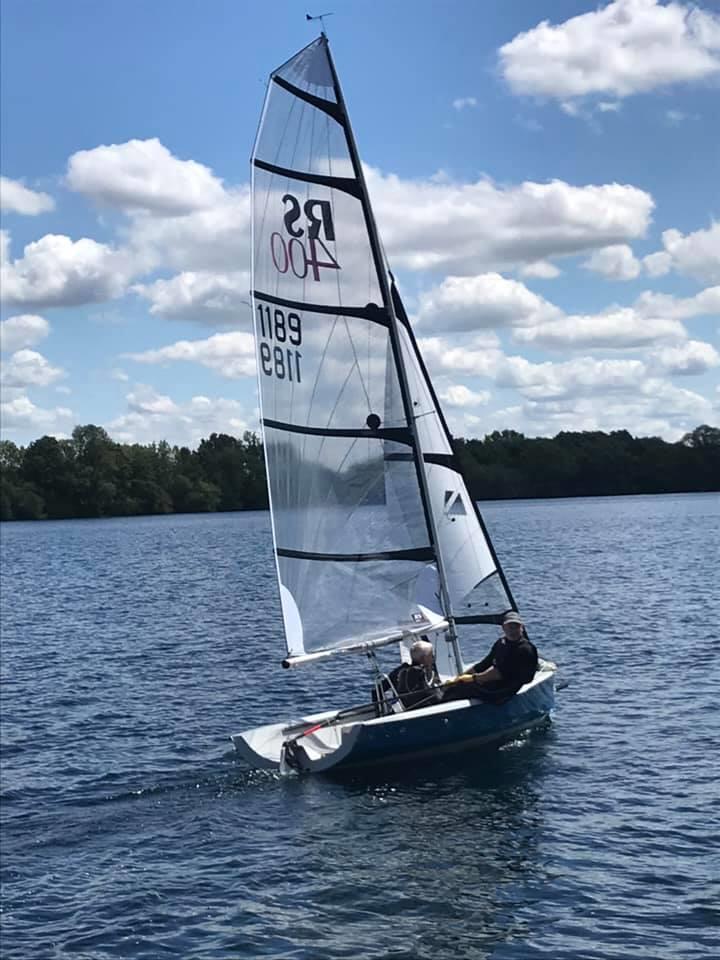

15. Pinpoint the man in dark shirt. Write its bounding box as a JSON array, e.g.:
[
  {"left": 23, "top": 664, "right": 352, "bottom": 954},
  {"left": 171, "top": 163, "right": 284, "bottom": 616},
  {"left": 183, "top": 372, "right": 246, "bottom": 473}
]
[
  {"left": 442, "top": 611, "right": 538, "bottom": 704},
  {"left": 375, "top": 639, "right": 441, "bottom": 711}
]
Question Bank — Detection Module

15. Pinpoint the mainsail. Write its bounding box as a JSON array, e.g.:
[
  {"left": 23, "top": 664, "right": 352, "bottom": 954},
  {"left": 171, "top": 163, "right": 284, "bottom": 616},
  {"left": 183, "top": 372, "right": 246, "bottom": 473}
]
[{"left": 251, "top": 36, "right": 515, "bottom": 662}]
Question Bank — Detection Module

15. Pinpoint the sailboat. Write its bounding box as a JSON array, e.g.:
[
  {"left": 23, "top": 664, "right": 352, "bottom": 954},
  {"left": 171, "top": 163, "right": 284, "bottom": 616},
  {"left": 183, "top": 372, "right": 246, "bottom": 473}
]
[{"left": 231, "top": 34, "right": 557, "bottom": 773}]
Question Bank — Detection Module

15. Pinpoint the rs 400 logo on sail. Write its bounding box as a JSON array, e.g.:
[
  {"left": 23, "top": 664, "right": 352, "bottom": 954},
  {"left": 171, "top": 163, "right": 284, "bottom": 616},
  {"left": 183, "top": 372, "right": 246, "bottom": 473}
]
[{"left": 270, "top": 194, "right": 341, "bottom": 281}]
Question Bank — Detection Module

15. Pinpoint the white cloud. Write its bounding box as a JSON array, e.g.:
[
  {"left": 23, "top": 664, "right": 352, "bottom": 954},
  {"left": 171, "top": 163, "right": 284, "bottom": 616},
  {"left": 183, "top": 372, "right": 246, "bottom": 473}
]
[
  {"left": 66, "top": 138, "right": 226, "bottom": 215},
  {"left": 503, "top": 354, "right": 648, "bottom": 400},
  {"left": 419, "top": 335, "right": 503, "bottom": 379},
  {"left": 633, "top": 284, "right": 720, "bottom": 319},
  {"left": 1, "top": 231, "right": 132, "bottom": 309},
  {"left": 127, "top": 167, "right": 652, "bottom": 282},
  {"left": 414, "top": 273, "right": 715, "bottom": 349},
  {"left": 514, "top": 308, "right": 686, "bottom": 349},
  {"left": 500, "top": 0, "right": 720, "bottom": 103},
  {"left": 1, "top": 349, "right": 65, "bottom": 389},
  {"left": 520, "top": 260, "right": 561, "bottom": 279},
  {"left": 560, "top": 101, "right": 581, "bottom": 117},
  {"left": 107, "top": 387, "right": 251, "bottom": 446},
  {"left": 649, "top": 339, "right": 720, "bottom": 374},
  {"left": 124, "top": 330, "right": 256, "bottom": 379},
  {"left": 583, "top": 243, "right": 641, "bottom": 280},
  {"left": 0, "top": 314, "right": 50, "bottom": 352},
  {"left": 452, "top": 97, "right": 477, "bottom": 110},
  {"left": 598, "top": 101, "right": 622, "bottom": 112},
  {"left": 439, "top": 384, "right": 491, "bottom": 407},
  {"left": 0, "top": 177, "right": 55, "bottom": 215},
  {"left": 642, "top": 222, "right": 720, "bottom": 283},
  {"left": 124, "top": 187, "right": 251, "bottom": 273},
  {"left": 416, "top": 273, "right": 560, "bottom": 332},
  {"left": 133, "top": 270, "right": 251, "bottom": 324},
  {"left": 110, "top": 368, "right": 129, "bottom": 382},
  {"left": 0, "top": 394, "right": 73, "bottom": 436},
  {"left": 126, "top": 384, "right": 179, "bottom": 416},
  {"left": 517, "top": 283, "right": 720, "bottom": 349},
  {"left": 516, "top": 387, "right": 711, "bottom": 439},
  {"left": 369, "top": 169, "right": 654, "bottom": 273},
  {"left": 422, "top": 339, "right": 648, "bottom": 399}
]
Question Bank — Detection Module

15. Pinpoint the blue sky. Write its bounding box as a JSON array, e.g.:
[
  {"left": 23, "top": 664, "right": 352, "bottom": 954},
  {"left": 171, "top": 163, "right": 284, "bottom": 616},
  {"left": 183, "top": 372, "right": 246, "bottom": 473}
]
[{"left": 1, "top": 0, "right": 719, "bottom": 447}]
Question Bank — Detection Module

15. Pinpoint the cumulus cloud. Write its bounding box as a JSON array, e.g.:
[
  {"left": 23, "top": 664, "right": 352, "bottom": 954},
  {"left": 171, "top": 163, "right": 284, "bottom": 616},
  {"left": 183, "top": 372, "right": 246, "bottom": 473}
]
[
  {"left": 500, "top": 0, "right": 720, "bottom": 104},
  {"left": 1, "top": 231, "right": 132, "bottom": 309},
  {"left": 503, "top": 355, "right": 648, "bottom": 400},
  {"left": 369, "top": 169, "right": 653, "bottom": 274},
  {"left": 439, "top": 384, "right": 491, "bottom": 407},
  {"left": 0, "top": 394, "right": 73, "bottom": 435},
  {"left": 0, "top": 177, "right": 55, "bottom": 215},
  {"left": 124, "top": 187, "right": 251, "bottom": 273},
  {"left": 520, "top": 260, "right": 561, "bottom": 279},
  {"left": 127, "top": 167, "right": 652, "bottom": 280},
  {"left": 513, "top": 308, "right": 686, "bottom": 349},
  {"left": 0, "top": 314, "right": 50, "bottom": 352},
  {"left": 513, "top": 387, "right": 711, "bottom": 440},
  {"left": 519, "top": 284, "right": 719, "bottom": 349},
  {"left": 133, "top": 270, "right": 251, "bottom": 324},
  {"left": 1, "top": 349, "right": 65, "bottom": 389},
  {"left": 412, "top": 273, "right": 720, "bottom": 349},
  {"left": 66, "top": 138, "right": 226, "bottom": 215},
  {"left": 124, "top": 331, "right": 256, "bottom": 379},
  {"left": 416, "top": 273, "right": 560, "bottom": 332},
  {"left": 633, "top": 284, "right": 720, "bottom": 319},
  {"left": 583, "top": 243, "right": 641, "bottom": 280},
  {"left": 53, "top": 139, "right": 654, "bottom": 283},
  {"left": 107, "top": 387, "right": 251, "bottom": 446},
  {"left": 649, "top": 339, "right": 720, "bottom": 375},
  {"left": 642, "top": 222, "right": 720, "bottom": 283}
]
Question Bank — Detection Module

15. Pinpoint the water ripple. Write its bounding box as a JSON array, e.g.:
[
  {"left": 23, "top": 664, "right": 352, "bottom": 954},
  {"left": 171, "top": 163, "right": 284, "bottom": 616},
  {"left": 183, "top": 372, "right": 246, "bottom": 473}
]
[{"left": 1, "top": 497, "right": 718, "bottom": 959}]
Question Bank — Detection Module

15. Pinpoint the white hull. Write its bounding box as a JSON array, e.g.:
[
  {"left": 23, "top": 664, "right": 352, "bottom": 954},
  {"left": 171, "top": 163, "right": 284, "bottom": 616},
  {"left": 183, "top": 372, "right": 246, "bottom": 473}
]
[{"left": 231, "top": 663, "right": 556, "bottom": 773}]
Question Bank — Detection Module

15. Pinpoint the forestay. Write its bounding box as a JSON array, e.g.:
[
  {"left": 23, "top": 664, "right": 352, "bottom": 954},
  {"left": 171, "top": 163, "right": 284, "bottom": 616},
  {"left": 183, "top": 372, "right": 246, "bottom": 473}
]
[{"left": 251, "top": 36, "right": 514, "bottom": 661}]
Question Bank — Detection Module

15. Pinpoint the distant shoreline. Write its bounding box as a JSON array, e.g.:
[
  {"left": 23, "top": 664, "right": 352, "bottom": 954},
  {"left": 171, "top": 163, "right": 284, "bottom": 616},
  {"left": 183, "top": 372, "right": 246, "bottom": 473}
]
[
  {"left": 2, "top": 424, "right": 718, "bottom": 522},
  {"left": 2, "top": 488, "right": 717, "bottom": 524}
]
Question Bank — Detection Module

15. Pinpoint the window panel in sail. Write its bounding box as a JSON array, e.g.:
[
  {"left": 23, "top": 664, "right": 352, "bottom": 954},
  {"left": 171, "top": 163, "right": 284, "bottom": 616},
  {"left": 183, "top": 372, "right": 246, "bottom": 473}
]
[{"left": 394, "top": 309, "right": 515, "bottom": 620}]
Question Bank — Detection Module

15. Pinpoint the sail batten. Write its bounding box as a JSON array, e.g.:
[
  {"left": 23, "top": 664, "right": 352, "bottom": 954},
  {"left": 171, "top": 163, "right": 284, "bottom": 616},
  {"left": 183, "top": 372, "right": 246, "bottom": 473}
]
[
  {"left": 262, "top": 418, "right": 414, "bottom": 444},
  {"left": 271, "top": 74, "right": 344, "bottom": 121},
  {"left": 254, "top": 291, "right": 391, "bottom": 325},
  {"left": 253, "top": 158, "right": 362, "bottom": 198},
  {"left": 277, "top": 546, "right": 434, "bottom": 563}
]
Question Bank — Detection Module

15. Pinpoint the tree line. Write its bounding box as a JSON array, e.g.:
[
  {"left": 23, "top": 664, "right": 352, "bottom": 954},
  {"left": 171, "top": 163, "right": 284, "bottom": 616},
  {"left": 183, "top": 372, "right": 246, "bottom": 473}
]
[{"left": 0, "top": 423, "right": 717, "bottom": 522}]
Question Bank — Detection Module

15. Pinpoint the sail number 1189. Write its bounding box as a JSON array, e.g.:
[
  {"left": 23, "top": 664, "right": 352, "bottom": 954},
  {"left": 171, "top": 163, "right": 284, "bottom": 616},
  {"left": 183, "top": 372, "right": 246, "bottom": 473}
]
[{"left": 257, "top": 304, "right": 302, "bottom": 383}]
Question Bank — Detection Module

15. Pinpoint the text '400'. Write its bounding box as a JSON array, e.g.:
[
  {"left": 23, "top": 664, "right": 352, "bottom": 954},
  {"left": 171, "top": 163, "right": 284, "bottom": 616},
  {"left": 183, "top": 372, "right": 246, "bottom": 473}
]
[{"left": 256, "top": 304, "right": 303, "bottom": 383}]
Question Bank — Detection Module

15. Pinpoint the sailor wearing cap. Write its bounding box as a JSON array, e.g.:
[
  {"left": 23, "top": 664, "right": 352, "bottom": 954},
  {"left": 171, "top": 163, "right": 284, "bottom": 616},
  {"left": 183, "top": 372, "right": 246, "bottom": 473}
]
[{"left": 443, "top": 610, "right": 538, "bottom": 703}]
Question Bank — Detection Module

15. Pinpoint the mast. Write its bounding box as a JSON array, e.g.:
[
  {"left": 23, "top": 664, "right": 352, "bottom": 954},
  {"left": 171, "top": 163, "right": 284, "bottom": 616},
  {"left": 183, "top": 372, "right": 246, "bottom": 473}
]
[{"left": 322, "top": 35, "right": 464, "bottom": 673}]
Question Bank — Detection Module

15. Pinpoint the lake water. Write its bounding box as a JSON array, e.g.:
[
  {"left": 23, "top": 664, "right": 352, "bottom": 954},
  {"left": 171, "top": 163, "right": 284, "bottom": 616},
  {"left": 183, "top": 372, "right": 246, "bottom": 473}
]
[{"left": 1, "top": 494, "right": 718, "bottom": 959}]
